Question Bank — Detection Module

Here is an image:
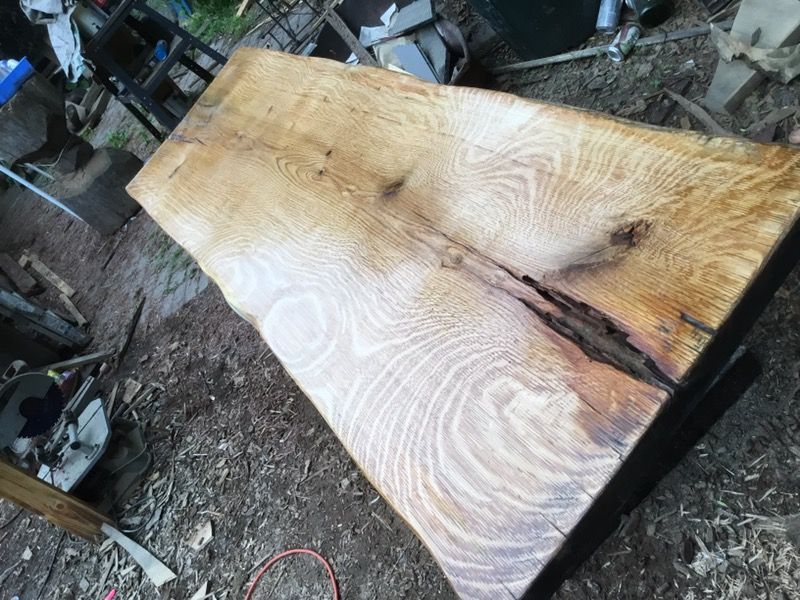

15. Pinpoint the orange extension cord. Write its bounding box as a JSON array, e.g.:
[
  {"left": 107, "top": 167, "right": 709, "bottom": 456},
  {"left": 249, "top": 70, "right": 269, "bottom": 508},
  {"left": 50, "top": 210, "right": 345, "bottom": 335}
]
[{"left": 244, "top": 548, "right": 340, "bottom": 600}]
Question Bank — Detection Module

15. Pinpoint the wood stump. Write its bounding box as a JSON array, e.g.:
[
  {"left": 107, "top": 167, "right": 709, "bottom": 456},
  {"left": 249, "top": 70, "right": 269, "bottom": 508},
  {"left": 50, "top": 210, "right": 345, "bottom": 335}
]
[
  {"left": 60, "top": 148, "right": 142, "bottom": 235},
  {"left": 0, "top": 73, "right": 70, "bottom": 165}
]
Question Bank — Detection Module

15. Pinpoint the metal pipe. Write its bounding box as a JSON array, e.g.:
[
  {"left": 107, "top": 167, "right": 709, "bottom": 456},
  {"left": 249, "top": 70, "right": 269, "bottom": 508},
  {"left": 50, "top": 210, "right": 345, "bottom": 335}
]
[{"left": 0, "top": 164, "right": 84, "bottom": 222}]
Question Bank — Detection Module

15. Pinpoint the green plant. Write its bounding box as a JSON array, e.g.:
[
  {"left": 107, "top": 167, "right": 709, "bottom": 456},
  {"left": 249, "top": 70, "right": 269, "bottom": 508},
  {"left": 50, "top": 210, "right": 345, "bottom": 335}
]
[
  {"left": 106, "top": 129, "right": 130, "bottom": 150},
  {"left": 80, "top": 127, "right": 95, "bottom": 142},
  {"left": 149, "top": 230, "right": 199, "bottom": 295},
  {"left": 184, "top": 0, "right": 257, "bottom": 42}
]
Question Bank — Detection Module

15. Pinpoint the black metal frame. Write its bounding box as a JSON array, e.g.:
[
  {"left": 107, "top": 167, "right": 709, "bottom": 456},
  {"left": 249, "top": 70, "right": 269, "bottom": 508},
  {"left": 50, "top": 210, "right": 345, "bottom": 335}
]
[
  {"left": 83, "top": 0, "right": 227, "bottom": 140},
  {"left": 251, "top": 0, "right": 328, "bottom": 54}
]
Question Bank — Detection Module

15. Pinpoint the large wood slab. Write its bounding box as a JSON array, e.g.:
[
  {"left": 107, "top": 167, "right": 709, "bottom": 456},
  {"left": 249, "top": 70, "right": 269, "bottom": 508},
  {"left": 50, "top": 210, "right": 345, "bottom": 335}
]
[{"left": 127, "top": 49, "right": 800, "bottom": 598}]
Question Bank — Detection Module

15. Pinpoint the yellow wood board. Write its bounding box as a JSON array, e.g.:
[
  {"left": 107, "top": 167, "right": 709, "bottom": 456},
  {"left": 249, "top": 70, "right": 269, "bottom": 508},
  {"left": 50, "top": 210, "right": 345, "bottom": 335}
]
[{"left": 127, "top": 49, "right": 800, "bottom": 598}]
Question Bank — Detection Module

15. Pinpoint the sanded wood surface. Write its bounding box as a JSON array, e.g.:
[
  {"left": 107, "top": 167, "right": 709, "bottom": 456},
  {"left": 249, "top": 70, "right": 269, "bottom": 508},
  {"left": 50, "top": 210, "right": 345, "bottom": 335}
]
[
  {"left": 127, "top": 49, "right": 800, "bottom": 598},
  {"left": 0, "top": 458, "right": 112, "bottom": 540}
]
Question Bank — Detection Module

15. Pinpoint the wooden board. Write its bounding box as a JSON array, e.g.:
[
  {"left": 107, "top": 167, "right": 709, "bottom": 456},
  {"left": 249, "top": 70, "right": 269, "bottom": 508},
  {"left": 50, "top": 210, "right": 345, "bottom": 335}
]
[
  {"left": 0, "top": 252, "right": 40, "bottom": 296},
  {"left": 0, "top": 458, "right": 111, "bottom": 540},
  {"left": 705, "top": 0, "right": 800, "bottom": 113},
  {"left": 127, "top": 49, "right": 800, "bottom": 598}
]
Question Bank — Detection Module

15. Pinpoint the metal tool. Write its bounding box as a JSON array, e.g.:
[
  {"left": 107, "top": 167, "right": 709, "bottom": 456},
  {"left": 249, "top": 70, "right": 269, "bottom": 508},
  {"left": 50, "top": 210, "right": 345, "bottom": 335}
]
[
  {"left": 0, "top": 373, "right": 65, "bottom": 448},
  {"left": 1, "top": 362, "right": 149, "bottom": 502}
]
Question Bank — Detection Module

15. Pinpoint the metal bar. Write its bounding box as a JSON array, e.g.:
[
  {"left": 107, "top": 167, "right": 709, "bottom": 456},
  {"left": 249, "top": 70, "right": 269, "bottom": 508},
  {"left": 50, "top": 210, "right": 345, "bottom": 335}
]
[
  {"left": 177, "top": 55, "right": 215, "bottom": 83},
  {"left": 135, "top": 2, "right": 228, "bottom": 65},
  {"left": 122, "top": 102, "right": 165, "bottom": 141},
  {"left": 0, "top": 165, "right": 83, "bottom": 222}
]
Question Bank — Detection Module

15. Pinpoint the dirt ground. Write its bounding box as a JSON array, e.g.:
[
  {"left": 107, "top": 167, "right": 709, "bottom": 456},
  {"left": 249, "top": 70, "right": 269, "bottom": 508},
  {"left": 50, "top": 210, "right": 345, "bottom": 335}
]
[{"left": 2, "top": 0, "right": 800, "bottom": 598}]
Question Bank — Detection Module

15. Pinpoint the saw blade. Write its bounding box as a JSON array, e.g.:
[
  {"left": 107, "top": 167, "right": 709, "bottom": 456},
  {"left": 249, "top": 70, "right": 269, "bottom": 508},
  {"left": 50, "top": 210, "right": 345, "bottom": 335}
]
[{"left": 17, "top": 381, "right": 65, "bottom": 438}]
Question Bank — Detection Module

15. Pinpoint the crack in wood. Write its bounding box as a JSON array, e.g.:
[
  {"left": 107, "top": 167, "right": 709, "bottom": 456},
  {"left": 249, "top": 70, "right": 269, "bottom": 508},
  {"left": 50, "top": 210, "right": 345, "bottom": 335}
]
[
  {"left": 404, "top": 208, "right": 675, "bottom": 391},
  {"left": 514, "top": 275, "right": 675, "bottom": 391}
]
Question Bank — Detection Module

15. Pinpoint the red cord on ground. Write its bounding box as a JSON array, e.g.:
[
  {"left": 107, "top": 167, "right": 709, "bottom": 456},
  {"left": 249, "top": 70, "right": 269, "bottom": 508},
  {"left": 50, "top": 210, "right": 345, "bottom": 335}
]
[{"left": 244, "top": 548, "right": 340, "bottom": 600}]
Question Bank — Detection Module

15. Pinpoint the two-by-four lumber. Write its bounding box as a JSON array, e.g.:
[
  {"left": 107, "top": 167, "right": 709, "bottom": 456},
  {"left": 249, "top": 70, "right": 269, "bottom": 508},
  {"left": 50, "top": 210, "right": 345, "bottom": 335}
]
[
  {"left": 0, "top": 457, "right": 112, "bottom": 540},
  {"left": 59, "top": 292, "right": 88, "bottom": 327},
  {"left": 20, "top": 251, "right": 76, "bottom": 298}
]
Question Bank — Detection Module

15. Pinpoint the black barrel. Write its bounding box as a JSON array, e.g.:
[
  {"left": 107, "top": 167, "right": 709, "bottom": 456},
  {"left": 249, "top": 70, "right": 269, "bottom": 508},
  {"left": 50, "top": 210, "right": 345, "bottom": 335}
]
[{"left": 469, "top": 0, "right": 602, "bottom": 59}]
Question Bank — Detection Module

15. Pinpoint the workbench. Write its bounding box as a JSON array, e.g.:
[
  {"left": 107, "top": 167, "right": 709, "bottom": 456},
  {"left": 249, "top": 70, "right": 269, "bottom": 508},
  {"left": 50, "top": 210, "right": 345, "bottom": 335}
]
[{"left": 126, "top": 49, "right": 800, "bottom": 598}]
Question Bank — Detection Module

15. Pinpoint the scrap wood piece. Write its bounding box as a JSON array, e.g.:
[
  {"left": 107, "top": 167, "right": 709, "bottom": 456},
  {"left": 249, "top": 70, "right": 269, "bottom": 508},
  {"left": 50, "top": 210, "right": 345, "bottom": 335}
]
[
  {"left": 0, "top": 252, "right": 41, "bottom": 296},
  {"left": 324, "top": 10, "right": 378, "bottom": 66},
  {"left": 42, "top": 349, "right": 116, "bottom": 372},
  {"left": 0, "top": 458, "right": 112, "bottom": 540},
  {"left": 644, "top": 77, "right": 692, "bottom": 125},
  {"left": 58, "top": 292, "right": 87, "bottom": 327},
  {"left": 101, "top": 523, "right": 177, "bottom": 587},
  {"left": 120, "top": 378, "right": 143, "bottom": 405},
  {"left": 710, "top": 24, "right": 800, "bottom": 83},
  {"left": 705, "top": 0, "right": 800, "bottom": 113},
  {"left": 747, "top": 105, "right": 798, "bottom": 132},
  {"left": 664, "top": 89, "right": 731, "bottom": 135},
  {"left": 189, "top": 582, "right": 209, "bottom": 600},
  {"left": 20, "top": 251, "right": 76, "bottom": 298},
  {"left": 235, "top": 0, "right": 252, "bottom": 18},
  {"left": 186, "top": 520, "right": 214, "bottom": 551},
  {"left": 126, "top": 48, "right": 800, "bottom": 599},
  {"left": 117, "top": 292, "right": 145, "bottom": 367}
]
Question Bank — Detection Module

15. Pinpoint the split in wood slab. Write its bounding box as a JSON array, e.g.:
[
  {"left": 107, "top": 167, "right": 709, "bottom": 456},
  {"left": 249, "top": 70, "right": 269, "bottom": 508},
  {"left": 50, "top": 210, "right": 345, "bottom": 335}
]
[{"left": 127, "top": 49, "right": 800, "bottom": 599}]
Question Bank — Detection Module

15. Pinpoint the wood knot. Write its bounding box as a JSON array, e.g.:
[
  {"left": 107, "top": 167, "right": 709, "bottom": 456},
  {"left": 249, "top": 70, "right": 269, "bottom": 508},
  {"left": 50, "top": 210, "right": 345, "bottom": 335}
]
[
  {"left": 381, "top": 179, "right": 405, "bottom": 199},
  {"left": 444, "top": 247, "right": 463, "bottom": 267},
  {"left": 611, "top": 219, "right": 652, "bottom": 247}
]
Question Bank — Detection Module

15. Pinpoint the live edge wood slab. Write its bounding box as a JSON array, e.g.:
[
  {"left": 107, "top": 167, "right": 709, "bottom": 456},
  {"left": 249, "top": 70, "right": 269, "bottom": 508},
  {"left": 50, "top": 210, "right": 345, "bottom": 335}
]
[{"left": 127, "top": 48, "right": 800, "bottom": 599}]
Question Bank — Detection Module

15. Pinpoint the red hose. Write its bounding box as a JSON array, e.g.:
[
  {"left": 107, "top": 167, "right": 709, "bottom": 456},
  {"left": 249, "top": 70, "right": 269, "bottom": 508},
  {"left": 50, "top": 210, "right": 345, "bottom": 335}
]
[{"left": 244, "top": 548, "right": 340, "bottom": 600}]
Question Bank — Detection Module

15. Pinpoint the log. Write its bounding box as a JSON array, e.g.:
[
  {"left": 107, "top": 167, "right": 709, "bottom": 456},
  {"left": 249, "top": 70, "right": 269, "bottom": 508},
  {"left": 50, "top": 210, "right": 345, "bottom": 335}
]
[
  {"left": 126, "top": 49, "right": 800, "bottom": 599},
  {"left": 0, "top": 458, "right": 112, "bottom": 541}
]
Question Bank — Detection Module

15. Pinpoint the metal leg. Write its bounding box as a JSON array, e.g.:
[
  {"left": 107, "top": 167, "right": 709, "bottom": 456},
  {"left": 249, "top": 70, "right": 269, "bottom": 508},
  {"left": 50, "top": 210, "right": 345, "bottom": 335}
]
[
  {"left": 177, "top": 55, "right": 215, "bottom": 83},
  {"left": 135, "top": 2, "right": 228, "bottom": 66},
  {"left": 122, "top": 103, "right": 164, "bottom": 141}
]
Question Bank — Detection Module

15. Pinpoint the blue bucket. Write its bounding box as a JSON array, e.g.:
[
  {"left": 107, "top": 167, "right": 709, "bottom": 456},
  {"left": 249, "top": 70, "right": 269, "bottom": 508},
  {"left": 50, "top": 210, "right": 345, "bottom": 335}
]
[{"left": 0, "top": 58, "right": 36, "bottom": 106}]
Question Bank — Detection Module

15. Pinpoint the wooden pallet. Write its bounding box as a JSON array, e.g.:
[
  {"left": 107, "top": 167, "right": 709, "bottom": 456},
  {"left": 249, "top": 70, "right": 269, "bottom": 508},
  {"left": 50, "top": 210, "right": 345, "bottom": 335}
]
[{"left": 127, "top": 49, "right": 800, "bottom": 598}]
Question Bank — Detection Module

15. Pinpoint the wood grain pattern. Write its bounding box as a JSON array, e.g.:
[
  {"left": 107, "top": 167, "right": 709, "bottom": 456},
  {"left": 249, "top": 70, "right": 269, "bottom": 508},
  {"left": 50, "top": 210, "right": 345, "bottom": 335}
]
[
  {"left": 127, "top": 49, "right": 800, "bottom": 598},
  {"left": 0, "top": 458, "right": 112, "bottom": 540}
]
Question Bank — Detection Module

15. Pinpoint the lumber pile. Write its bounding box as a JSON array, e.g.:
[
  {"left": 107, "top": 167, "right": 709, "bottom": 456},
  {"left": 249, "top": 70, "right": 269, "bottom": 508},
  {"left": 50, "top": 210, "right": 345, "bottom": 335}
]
[{"left": 127, "top": 49, "right": 800, "bottom": 598}]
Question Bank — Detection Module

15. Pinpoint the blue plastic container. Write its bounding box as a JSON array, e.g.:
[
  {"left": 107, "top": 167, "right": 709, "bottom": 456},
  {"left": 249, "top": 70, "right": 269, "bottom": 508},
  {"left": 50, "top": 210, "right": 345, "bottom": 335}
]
[{"left": 0, "top": 58, "right": 36, "bottom": 106}]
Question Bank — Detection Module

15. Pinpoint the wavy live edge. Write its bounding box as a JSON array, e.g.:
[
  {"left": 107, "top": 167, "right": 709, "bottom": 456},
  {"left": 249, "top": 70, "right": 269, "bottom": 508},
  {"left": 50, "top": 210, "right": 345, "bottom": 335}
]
[{"left": 127, "top": 48, "right": 800, "bottom": 599}]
